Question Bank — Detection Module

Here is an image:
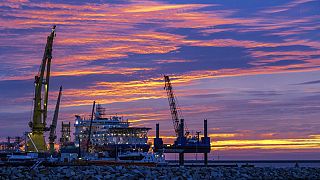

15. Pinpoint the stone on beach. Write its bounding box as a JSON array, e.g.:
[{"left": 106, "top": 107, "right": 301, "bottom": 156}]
[{"left": 0, "top": 165, "right": 320, "bottom": 179}]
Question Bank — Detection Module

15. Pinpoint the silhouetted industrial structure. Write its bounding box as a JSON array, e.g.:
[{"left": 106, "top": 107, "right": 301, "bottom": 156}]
[
  {"left": 60, "top": 122, "right": 71, "bottom": 145},
  {"left": 154, "top": 75, "right": 211, "bottom": 166},
  {"left": 49, "top": 86, "right": 62, "bottom": 154},
  {"left": 0, "top": 137, "right": 23, "bottom": 152}
]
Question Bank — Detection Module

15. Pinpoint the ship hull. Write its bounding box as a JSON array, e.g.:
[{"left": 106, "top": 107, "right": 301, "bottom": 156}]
[{"left": 93, "top": 144, "right": 150, "bottom": 158}]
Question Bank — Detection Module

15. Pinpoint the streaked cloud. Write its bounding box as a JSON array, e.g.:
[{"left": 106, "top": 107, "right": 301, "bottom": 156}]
[{"left": 0, "top": 0, "right": 319, "bottom": 159}]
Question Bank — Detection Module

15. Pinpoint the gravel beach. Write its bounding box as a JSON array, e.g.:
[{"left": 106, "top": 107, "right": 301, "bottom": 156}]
[{"left": 1, "top": 165, "right": 320, "bottom": 179}]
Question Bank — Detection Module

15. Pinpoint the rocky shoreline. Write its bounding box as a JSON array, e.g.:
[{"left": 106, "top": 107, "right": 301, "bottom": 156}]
[{"left": 1, "top": 165, "right": 320, "bottom": 179}]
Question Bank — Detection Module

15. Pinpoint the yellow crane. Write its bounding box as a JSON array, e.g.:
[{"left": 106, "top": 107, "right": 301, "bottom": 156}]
[{"left": 27, "top": 25, "right": 56, "bottom": 152}]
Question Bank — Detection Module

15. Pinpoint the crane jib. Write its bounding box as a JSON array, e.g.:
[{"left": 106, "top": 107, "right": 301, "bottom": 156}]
[
  {"left": 164, "top": 75, "right": 185, "bottom": 137},
  {"left": 27, "top": 25, "right": 57, "bottom": 153}
]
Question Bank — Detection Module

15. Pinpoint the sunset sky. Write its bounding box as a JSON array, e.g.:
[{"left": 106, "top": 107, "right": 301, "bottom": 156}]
[{"left": 0, "top": 0, "right": 319, "bottom": 160}]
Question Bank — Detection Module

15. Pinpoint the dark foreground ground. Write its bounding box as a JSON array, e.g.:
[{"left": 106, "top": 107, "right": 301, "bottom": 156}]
[{"left": 1, "top": 165, "right": 320, "bottom": 179}]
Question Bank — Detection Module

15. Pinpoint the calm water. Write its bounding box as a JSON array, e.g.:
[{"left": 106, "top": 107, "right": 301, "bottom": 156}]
[{"left": 167, "top": 160, "right": 320, "bottom": 168}]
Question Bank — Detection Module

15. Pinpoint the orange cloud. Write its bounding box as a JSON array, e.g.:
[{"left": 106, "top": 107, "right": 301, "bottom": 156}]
[{"left": 123, "top": 4, "right": 207, "bottom": 13}]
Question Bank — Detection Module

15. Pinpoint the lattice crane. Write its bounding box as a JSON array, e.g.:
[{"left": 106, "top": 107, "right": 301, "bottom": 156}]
[{"left": 164, "top": 75, "right": 189, "bottom": 137}]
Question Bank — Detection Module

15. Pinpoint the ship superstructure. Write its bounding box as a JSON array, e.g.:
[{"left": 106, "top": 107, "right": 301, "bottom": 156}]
[{"left": 74, "top": 104, "right": 151, "bottom": 157}]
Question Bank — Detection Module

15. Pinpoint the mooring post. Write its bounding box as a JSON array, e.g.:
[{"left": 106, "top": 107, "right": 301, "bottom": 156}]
[
  {"left": 204, "top": 119, "right": 208, "bottom": 166},
  {"left": 156, "top": 123, "right": 160, "bottom": 138},
  {"left": 204, "top": 153, "right": 208, "bottom": 166},
  {"left": 179, "top": 152, "right": 184, "bottom": 166},
  {"left": 204, "top": 119, "right": 208, "bottom": 138},
  {"left": 179, "top": 119, "right": 185, "bottom": 166}
]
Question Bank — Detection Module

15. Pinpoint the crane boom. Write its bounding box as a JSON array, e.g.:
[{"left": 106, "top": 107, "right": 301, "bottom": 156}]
[
  {"left": 49, "top": 86, "right": 62, "bottom": 154},
  {"left": 27, "top": 25, "right": 56, "bottom": 152},
  {"left": 87, "top": 101, "right": 96, "bottom": 153},
  {"left": 164, "top": 75, "right": 180, "bottom": 136}
]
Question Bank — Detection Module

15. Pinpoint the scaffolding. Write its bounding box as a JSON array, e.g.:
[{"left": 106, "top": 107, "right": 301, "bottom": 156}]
[{"left": 60, "top": 122, "right": 71, "bottom": 145}]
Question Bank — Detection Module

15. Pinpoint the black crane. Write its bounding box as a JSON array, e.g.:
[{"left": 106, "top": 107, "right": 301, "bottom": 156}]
[
  {"left": 164, "top": 75, "right": 182, "bottom": 137},
  {"left": 49, "top": 86, "right": 63, "bottom": 155}
]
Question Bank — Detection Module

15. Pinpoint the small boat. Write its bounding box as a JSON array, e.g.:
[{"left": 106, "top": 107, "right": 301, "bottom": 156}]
[
  {"left": 117, "top": 151, "right": 167, "bottom": 164},
  {"left": 7, "top": 154, "right": 34, "bottom": 162},
  {"left": 5, "top": 154, "right": 36, "bottom": 166},
  {"left": 118, "top": 151, "right": 146, "bottom": 161},
  {"left": 84, "top": 151, "right": 167, "bottom": 166}
]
